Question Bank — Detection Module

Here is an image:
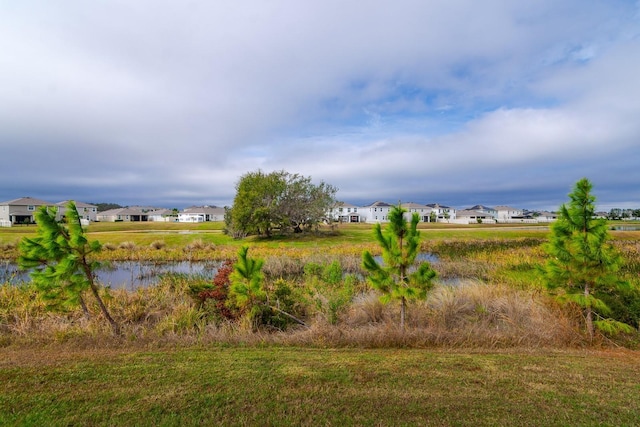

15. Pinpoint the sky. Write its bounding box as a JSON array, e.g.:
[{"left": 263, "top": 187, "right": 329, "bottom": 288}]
[{"left": 1, "top": 1, "right": 639, "bottom": 212}]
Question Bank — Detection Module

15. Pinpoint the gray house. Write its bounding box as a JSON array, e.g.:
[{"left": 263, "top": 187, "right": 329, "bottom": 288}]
[
  {"left": 56, "top": 200, "right": 98, "bottom": 222},
  {"left": 0, "top": 197, "right": 54, "bottom": 226},
  {"left": 96, "top": 207, "right": 149, "bottom": 222}
]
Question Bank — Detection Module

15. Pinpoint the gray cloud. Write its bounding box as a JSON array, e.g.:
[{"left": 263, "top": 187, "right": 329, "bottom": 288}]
[{"left": 1, "top": 1, "right": 639, "bottom": 210}]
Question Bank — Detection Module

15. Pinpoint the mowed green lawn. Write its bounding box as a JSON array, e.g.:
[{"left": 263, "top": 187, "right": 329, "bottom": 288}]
[{"left": 1, "top": 345, "right": 639, "bottom": 426}]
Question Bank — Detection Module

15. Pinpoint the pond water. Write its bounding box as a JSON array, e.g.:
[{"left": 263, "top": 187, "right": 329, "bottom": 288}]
[
  {"left": 610, "top": 225, "right": 640, "bottom": 231},
  {"left": 1, "top": 260, "right": 222, "bottom": 290},
  {"left": 2, "top": 252, "right": 441, "bottom": 289}
]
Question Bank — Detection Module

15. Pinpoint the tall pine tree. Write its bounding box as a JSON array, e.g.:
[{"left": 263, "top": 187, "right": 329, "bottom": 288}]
[
  {"left": 18, "top": 201, "right": 120, "bottom": 335},
  {"left": 362, "top": 204, "right": 436, "bottom": 329},
  {"left": 543, "top": 178, "right": 633, "bottom": 339}
]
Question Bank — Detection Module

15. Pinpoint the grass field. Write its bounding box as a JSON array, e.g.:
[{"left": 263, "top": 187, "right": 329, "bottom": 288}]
[{"left": 1, "top": 345, "right": 639, "bottom": 426}]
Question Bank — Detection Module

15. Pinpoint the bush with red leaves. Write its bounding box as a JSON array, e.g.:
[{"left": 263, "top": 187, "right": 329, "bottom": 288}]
[{"left": 198, "top": 260, "right": 237, "bottom": 321}]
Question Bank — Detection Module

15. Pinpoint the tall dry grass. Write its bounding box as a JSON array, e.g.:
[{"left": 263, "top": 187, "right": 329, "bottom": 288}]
[{"left": 1, "top": 278, "right": 588, "bottom": 349}]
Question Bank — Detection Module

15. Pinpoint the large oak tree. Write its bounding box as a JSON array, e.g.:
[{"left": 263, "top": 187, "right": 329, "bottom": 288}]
[{"left": 225, "top": 170, "right": 337, "bottom": 238}]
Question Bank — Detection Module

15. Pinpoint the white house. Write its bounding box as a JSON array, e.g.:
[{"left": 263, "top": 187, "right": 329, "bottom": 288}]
[
  {"left": 148, "top": 209, "right": 177, "bottom": 222},
  {"left": 535, "top": 211, "right": 558, "bottom": 222},
  {"left": 362, "top": 201, "right": 394, "bottom": 223},
  {"left": 399, "top": 202, "right": 431, "bottom": 222},
  {"left": 331, "top": 202, "right": 365, "bottom": 223},
  {"left": 494, "top": 205, "right": 524, "bottom": 222},
  {"left": 454, "top": 209, "right": 497, "bottom": 224},
  {"left": 467, "top": 205, "right": 497, "bottom": 218},
  {"left": 178, "top": 213, "right": 205, "bottom": 222},
  {"left": 425, "top": 203, "right": 456, "bottom": 222},
  {"left": 180, "top": 206, "right": 225, "bottom": 222}
]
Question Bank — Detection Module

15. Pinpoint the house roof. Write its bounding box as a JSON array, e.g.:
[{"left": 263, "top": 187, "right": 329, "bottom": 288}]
[
  {"left": 56, "top": 200, "right": 97, "bottom": 208},
  {"left": 468, "top": 205, "right": 495, "bottom": 211},
  {"left": 365, "top": 201, "right": 393, "bottom": 207},
  {"left": 0, "top": 196, "right": 54, "bottom": 206},
  {"left": 400, "top": 202, "right": 428, "bottom": 209},
  {"left": 494, "top": 205, "right": 520, "bottom": 211},
  {"left": 97, "top": 207, "right": 148, "bottom": 216},
  {"left": 425, "top": 203, "right": 454, "bottom": 210},
  {"left": 148, "top": 209, "right": 175, "bottom": 216},
  {"left": 457, "top": 209, "right": 494, "bottom": 217}
]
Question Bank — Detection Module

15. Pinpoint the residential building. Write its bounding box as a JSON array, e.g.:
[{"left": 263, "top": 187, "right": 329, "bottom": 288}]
[
  {"left": 494, "top": 205, "right": 524, "bottom": 222},
  {"left": 148, "top": 208, "right": 177, "bottom": 222},
  {"left": 400, "top": 202, "right": 430, "bottom": 222},
  {"left": 455, "top": 209, "right": 497, "bottom": 224},
  {"left": 467, "top": 205, "right": 497, "bottom": 218},
  {"left": 362, "top": 201, "right": 393, "bottom": 223},
  {"left": 425, "top": 203, "right": 456, "bottom": 222},
  {"left": 96, "top": 207, "right": 149, "bottom": 222},
  {"left": 179, "top": 206, "right": 225, "bottom": 222},
  {"left": 535, "top": 211, "right": 558, "bottom": 222},
  {"left": 56, "top": 200, "right": 98, "bottom": 222},
  {"left": 331, "top": 202, "right": 364, "bottom": 223},
  {"left": 0, "top": 197, "right": 54, "bottom": 226}
]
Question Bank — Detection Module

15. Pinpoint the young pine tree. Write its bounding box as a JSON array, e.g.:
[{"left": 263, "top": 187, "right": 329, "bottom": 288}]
[
  {"left": 543, "top": 178, "right": 634, "bottom": 339},
  {"left": 18, "top": 201, "right": 120, "bottom": 335},
  {"left": 362, "top": 204, "right": 436, "bottom": 329},
  {"left": 228, "top": 246, "right": 306, "bottom": 329}
]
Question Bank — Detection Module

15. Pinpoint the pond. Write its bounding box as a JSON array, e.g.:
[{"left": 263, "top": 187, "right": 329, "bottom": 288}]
[
  {"left": 2, "top": 252, "right": 441, "bottom": 289},
  {"left": 1, "top": 260, "right": 222, "bottom": 290},
  {"left": 610, "top": 225, "right": 640, "bottom": 231}
]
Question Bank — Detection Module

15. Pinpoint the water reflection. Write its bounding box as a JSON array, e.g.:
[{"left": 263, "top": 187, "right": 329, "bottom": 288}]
[{"left": 1, "top": 260, "right": 222, "bottom": 290}]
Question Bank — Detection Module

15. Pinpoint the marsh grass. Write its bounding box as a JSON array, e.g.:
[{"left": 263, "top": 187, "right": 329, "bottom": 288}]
[
  {"left": 2, "top": 226, "right": 639, "bottom": 347},
  {"left": 0, "top": 277, "right": 588, "bottom": 349}
]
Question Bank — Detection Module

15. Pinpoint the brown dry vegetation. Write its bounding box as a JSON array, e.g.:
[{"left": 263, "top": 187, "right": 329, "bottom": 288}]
[{"left": 1, "top": 225, "right": 639, "bottom": 349}]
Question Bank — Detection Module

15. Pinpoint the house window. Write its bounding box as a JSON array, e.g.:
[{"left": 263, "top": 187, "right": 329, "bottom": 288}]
[
  {"left": 28, "top": 205, "right": 35, "bottom": 211},
  {"left": 354, "top": 208, "right": 357, "bottom": 212}
]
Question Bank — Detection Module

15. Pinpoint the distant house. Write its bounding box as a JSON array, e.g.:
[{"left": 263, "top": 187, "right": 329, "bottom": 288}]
[
  {"left": 331, "top": 202, "right": 364, "bottom": 223},
  {"left": 535, "top": 211, "right": 558, "bottom": 222},
  {"left": 362, "top": 201, "right": 394, "bottom": 223},
  {"left": 425, "top": 203, "right": 456, "bottom": 222},
  {"left": 455, "top": 209, "right": 497, "bottom": 224},
  {"left": 96, "top": 207, "right": 149, "bottom": 222},
  {"left": 0, "top": 197, "right": 54, "bottom": 226},
  {"left": 56, "top": 200, "right": 98, "bottom": 222},
  {"left": 494, "top": 205, "right": 524, "bottom": 222},
  {"left": 179, "top": 206, "right": 226, "bottom": 222},
  {"left": 467, "top": 205, "right": 497, "bottom": 218},
  {"left": 148, "top": 209, "right": 177, "bottom": 222},
  {"left": 400, "top": 202, "right": 430, "bottom": 222}
]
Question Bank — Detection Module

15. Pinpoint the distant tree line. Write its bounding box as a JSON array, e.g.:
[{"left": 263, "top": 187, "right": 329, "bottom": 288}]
[{"left": 92, "top": 203, "right": 123, "bottom": 212}]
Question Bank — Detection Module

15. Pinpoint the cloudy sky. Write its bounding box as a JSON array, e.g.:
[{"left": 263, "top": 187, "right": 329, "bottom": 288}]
[{"left": 1, "top": 1, "right": 639, "bottom": 211}]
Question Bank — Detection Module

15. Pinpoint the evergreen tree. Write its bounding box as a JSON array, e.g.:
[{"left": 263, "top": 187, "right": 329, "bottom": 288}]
[
  {"left": 362, "top": 205, "right": 436, "bottom": 329},
  {"left": 228, "top": 246, "right": 306, "bottom": 329},
  {"left": 543, "top": 178, "right": 634, "bottom": 339},
  {"left": 18, "top": 201, "right": 120, "bottom": 335}
]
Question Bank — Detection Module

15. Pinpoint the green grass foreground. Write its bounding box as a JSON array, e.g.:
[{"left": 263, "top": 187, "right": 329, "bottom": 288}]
[{"left": 1, "top": 345, "right": 639, "bottom": 426}]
